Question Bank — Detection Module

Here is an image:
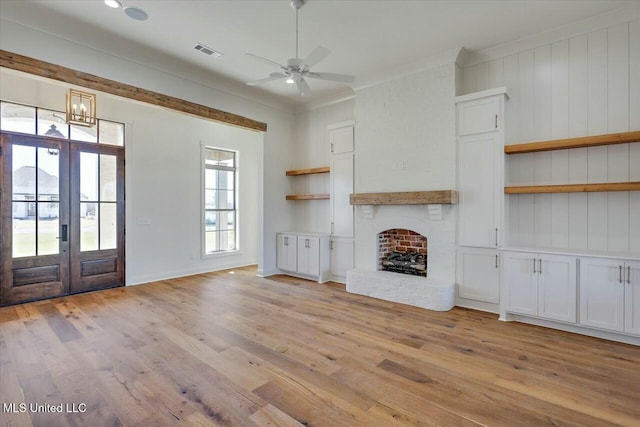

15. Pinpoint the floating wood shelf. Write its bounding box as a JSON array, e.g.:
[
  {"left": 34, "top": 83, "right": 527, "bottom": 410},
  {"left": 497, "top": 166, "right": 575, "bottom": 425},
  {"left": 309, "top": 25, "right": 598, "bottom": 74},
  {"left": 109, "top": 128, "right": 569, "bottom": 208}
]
[
  {"left": 350, "top": 190, "right": 456, "bottom": 205},
  {"left": 505, "top": 182, "right": 640, "bottom": 194},
  {"left": 286, "top": 166, "right": 330, "bottom": 176},
  {"left": 286, "top": 194, "right": 330, "bottom": 200},
  {"left": 504, "top": 130, "right": 640, "bottom": 154}
]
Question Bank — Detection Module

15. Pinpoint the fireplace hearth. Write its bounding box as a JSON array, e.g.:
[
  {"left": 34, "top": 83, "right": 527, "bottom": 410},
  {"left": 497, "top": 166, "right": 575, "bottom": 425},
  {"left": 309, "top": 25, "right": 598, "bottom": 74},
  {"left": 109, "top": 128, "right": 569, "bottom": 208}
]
[{"left": 377, "top": 229, "right": 428, "bottom": 277}]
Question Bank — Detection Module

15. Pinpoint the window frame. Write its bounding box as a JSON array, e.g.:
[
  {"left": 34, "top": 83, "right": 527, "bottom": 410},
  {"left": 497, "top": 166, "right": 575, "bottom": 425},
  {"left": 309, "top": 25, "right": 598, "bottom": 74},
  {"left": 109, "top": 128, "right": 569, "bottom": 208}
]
[{"left": 201, "top": 145, "right": 239, "bottom": 258}]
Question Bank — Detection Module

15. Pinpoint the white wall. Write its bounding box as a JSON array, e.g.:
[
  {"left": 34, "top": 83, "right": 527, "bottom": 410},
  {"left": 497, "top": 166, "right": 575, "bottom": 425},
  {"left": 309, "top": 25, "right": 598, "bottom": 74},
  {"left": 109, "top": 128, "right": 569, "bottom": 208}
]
[
  {"left": 0, "top": 18, "right": 296, "bottom": 278},
  {"left": 0, "top": 69, "right": 263, "bottom": 284},
  {"left": 354, "top": 63, "right": 457, "bottom": 282},
  {"left": 462, "top": 18, "right": 640, "bottom": 256},
  {"left": 292, "top": 99, "right": 354, "bottom": 233}
]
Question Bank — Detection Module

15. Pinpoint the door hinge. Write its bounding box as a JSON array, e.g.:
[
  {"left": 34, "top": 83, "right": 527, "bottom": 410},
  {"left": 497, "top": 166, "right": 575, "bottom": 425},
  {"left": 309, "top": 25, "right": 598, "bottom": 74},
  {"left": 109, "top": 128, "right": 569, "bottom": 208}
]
[
  {"left": 331, "top": 222, "right": 334, "bottom": 234},
  {"left": 330, "top": 143, "right": 334, "bottom": 153}
]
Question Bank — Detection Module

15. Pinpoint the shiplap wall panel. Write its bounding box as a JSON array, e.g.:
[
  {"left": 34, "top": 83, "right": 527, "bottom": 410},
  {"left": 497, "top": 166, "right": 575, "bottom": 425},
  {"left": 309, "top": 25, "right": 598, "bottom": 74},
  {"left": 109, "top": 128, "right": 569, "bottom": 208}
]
[
  {"left": 463, "top": 20, "right": 639, "bottom": 255},
  {"left": 293, "top": 100, "right": 354, "bottom": 232},
  {"left": 604, "top": 23, "right": 629, "bottom": 254}
]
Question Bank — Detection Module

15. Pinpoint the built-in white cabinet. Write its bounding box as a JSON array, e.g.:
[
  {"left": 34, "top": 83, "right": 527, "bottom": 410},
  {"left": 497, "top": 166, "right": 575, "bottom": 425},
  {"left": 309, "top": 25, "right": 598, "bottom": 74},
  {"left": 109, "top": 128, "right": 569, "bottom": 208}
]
[
  {"left": 458, "top": 132, "right": 502, "bottom": 248},
  {"left": 457, "top": 94, "right": 503, "bottom": 136},
  {"left": 329, "top": 121, "right": 355, "bottom": 283},
  {"left": 330, "top": 237, "right": 354, "bottom": 282},
  {"left": 330, "top": 152, "right": 354, "bottom": 238},
  {"left": 276, "top": 233, "right": 297, "bottom": 272},
  {"left": 503, "top": 251, "right": 577, "bottom": 323},
  {"left": 457, "top": 247, "right": 499, "bottom": 303},
  {"left": 580, "top": 257, "right": 640, "bottom": 335},
  {"left": 329, "top": 121, "right": 354, "bottom": 154},
  {"left": 455, "top": 88, "right": 507, "bottom": 312},
  {"left": 276, "top": 232, "right": 330, "bottom": 283}
]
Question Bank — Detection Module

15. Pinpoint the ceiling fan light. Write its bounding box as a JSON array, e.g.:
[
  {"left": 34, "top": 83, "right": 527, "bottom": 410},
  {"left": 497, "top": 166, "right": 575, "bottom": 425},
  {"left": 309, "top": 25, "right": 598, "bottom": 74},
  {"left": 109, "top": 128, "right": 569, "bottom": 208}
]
[{"left": 285, "top": 77, "right": 295, "bottom": 84}]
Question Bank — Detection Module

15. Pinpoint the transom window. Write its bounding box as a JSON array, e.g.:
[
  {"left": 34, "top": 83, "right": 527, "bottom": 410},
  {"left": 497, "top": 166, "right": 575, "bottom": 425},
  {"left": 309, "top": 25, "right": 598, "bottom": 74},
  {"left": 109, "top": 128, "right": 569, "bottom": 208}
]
[
  {"left": 203, "top": 147, "right": 237, "bottom": 254},
  {"left": 1, "top": 101, "right": 124, "bottom": 146}
]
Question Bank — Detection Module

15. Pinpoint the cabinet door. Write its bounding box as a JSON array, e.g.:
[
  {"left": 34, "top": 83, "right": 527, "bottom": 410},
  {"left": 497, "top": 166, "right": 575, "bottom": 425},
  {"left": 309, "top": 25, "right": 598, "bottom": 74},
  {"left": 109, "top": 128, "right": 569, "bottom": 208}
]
[
  {"left": 331, "top": 153, "right": 354, "bottom": 238},
  {"left": 297, "top": 236, "right": 320, "bottom": 276},
  {"left": 538, "top": 255, "right": 576, "bottom": 323},
  {"left": 457, "top": 96, "right": 500, "bottom": 136},
  {"left": 329, "top": 125, "right": 354, "bottom": 154},
  {"left": 277, "top": 234, "right": 297, "bottom": 272},
  {"left": 624, "top": 261, "right": 640, "bottom": 336},
  {"left": 579, "top": 257, "right": 625, "bottom": 332},
  {"left": 458, "top": 133, "right": 500, "bottom": 247},
  {"left": 457, "top": 247, "right": 499, "bottom": 303},
  {"left": 503, "top": 251, "right": 538, "bottom": 316},
  {"left": 331, "top": 237, "right": 354, "bottom": 281}
]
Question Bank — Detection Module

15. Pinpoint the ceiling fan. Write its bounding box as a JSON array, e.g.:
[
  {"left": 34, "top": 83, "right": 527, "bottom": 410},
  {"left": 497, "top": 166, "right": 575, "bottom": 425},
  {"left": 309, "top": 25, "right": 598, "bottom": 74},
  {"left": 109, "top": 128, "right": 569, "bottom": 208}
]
[{"left": 246, "top": 0, "right": 354, "bottom": 96}]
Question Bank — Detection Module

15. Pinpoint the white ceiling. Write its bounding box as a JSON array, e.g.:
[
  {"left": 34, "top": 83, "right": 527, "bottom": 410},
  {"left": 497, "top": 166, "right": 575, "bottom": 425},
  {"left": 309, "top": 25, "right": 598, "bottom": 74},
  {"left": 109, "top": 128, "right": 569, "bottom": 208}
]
[{"left": 0, "top": 0, "right": 636, "bottom": 109}]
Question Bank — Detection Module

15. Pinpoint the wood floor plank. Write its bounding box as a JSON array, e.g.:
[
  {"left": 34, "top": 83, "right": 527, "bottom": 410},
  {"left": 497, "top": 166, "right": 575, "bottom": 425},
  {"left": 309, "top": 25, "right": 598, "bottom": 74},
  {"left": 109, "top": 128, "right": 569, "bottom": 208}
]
[{"left": 1, "top": 265, "right": 639, "bottom": 426}]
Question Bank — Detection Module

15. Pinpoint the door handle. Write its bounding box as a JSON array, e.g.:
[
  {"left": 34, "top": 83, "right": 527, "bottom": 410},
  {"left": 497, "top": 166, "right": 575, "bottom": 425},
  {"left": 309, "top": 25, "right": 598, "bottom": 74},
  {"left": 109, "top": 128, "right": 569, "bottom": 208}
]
[
  {"left": 61, "top": 224, "right": 68, "bottom": 242},
  {"left": 619, "top": 265, "right": 623, "bottom": 284},
  {"left": 533, "top": 258, "right": 536, "bottom": 274},
  {"left": 627, "top": 265, "right": 631, "bottom": 284},
  {"left": 538, "top": 258, "right": 542, "bottom": 275}
]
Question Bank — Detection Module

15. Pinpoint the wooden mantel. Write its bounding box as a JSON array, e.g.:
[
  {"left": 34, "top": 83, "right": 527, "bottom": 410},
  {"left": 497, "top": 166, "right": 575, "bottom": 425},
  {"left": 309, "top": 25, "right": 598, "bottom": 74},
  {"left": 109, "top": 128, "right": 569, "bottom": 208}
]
[{"left": 349, "top": 190, "right": 457, "bottom": 205}]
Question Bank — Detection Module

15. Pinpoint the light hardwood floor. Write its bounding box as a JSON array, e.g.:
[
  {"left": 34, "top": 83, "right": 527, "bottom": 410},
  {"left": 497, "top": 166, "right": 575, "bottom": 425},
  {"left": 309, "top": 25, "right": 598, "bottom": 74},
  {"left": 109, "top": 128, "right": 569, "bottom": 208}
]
[{"left": 1, "top": 266, "right": 639, "bottom": 426}]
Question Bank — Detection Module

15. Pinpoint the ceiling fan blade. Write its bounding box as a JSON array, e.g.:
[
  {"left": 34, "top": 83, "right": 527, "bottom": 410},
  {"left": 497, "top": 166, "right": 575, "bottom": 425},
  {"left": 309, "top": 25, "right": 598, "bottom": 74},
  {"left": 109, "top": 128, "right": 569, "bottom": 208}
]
[
  {"left": 245, "top": 53, "right": 285, "bottom": 69},
  {"left": 306, "top": 72, "right": 355, "bottom": 83},
  {"left": 302, "top": 46, "right": 331, "bottom": 68},
  {"left": 246, "top": 72, "right": 287, "bottom": 86},
  {"left": 293, "top": 74, "right": 311, "bottom": 96}
]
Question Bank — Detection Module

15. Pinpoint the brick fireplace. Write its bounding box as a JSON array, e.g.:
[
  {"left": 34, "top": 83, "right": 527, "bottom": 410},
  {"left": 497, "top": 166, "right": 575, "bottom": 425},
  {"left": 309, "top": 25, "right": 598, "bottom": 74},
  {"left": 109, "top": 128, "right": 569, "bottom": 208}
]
[{"left": 377, "top": 229, "right": 427, "bottom": 276}]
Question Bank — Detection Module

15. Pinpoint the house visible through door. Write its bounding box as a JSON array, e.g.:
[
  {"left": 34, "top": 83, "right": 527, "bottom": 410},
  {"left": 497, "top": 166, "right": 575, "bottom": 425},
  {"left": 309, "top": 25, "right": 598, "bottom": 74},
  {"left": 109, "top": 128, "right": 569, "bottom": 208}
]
[{"left": 0, "top": 102, "right": 125, "bottom": 306}]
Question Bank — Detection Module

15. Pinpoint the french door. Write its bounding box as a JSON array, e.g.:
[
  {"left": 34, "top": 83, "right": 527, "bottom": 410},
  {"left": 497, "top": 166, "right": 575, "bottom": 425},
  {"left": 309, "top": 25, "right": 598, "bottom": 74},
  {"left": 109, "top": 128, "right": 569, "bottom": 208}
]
[{"left": 0, "top": 132, "right": 125, "bottom": 305}]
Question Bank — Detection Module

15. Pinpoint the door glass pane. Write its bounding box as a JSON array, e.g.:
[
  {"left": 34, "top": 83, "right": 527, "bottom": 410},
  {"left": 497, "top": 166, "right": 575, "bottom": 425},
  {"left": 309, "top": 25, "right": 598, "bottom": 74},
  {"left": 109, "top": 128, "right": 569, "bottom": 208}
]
[
  {"left": 37, "top": 147, "right": 60, "bottom": 202},
  {"left": 1, "top": 102, "right": 36, "bottom": 134},
  {"left": 70, "top": 124, "right": 97, "bottom": 143},
  {"left": 205, "top": 211, "right": 217, "bottom": 231},
  {"left": 12, "top": 202, "right": 35, "bottom": 257},
  {"left": 80, "top": 152, "right": 99, "bottom": 201},
  {"left": 100, "top": 155, "right": 117, "bottom": 201},
  {"left": 98, "top": 120, "right": 124, "bottom": 146},
  {"left": 38, "top": 203, "right": 59, "bottom": 256},
  {"left": 13, "top": 145, "right": 36, "bottom": 201},
  {"left": 37, "top": 109, "right": 68, "bottom": 139},
  {"left": 81, "top": 202, "right": 99, "bottom": 251},
  {"left": 100, "top": 203, "right": 117, "bottom": 250}
]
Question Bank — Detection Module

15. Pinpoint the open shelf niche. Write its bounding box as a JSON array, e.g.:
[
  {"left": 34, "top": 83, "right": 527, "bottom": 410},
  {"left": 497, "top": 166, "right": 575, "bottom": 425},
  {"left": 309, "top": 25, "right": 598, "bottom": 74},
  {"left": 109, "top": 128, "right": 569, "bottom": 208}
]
[
  {"left": 285, "top": 166, "right": 330, "bottom": 200},
  {"left": 504, "top": 130, "right": 640, "bottom": 194}
]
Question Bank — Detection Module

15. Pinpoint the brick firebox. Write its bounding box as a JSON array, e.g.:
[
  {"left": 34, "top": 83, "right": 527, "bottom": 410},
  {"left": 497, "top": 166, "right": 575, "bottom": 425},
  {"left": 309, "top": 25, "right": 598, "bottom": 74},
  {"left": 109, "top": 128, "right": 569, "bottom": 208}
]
[{"left": 377, "top": 229, "right": 428, "bottom": 270}]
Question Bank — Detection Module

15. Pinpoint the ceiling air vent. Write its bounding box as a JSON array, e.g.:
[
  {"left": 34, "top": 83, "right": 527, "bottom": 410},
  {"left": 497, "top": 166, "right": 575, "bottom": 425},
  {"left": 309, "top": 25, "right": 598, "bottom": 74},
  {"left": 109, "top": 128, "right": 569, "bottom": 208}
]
[{"left": 194, "top": 43, "right": 223, "bottom": 58}]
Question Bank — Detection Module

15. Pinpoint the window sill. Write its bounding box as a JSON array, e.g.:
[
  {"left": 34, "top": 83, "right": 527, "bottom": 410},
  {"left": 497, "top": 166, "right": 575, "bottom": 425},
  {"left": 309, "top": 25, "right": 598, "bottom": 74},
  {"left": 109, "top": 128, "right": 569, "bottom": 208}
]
[{"left": 202, "top": 249, "right": 242, "bottom": 260}]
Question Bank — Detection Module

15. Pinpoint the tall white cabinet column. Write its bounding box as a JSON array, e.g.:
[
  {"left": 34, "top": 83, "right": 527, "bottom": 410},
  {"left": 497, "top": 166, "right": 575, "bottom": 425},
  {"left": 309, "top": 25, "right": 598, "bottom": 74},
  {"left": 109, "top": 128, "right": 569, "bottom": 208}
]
[
  {"left": 455, "top": 88, "right": 508, "bottom": 313},
  {"left": 329, "top": 120, "right": 355, "bottom": 283}
]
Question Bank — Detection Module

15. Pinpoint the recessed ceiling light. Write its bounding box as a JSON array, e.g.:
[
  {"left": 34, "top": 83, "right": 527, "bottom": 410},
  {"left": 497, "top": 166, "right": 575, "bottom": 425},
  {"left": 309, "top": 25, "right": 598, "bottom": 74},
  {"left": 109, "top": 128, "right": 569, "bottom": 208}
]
[
  {"left": 104, "top": 0, "right": 121, "bottom": 8},
  {"left": 124, "top": 6, "right": 149, "bottom": 21}
]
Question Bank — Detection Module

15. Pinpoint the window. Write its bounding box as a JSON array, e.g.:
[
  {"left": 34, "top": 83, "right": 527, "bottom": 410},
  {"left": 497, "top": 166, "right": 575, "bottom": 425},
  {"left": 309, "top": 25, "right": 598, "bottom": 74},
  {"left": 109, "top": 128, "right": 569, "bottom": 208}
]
[
  {"left": 1, "top": 101, "right": 124, "bottom": 146},
  {"left": 203, "top": 147, "right": 237, "bottom": 254}
]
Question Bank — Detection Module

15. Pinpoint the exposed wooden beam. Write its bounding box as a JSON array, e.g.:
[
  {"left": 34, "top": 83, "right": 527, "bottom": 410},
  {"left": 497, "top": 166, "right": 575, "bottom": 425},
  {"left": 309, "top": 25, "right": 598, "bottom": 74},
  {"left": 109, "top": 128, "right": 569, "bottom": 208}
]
[
  {"left": 504, "top": 131, "right": 640, "bottom": 154},
  {"left": 0, "top": 49, "right": 267, "bottom": 132},
  {"left": 350, "top": 190, "right": 457, "bottom": 205},
  {"left": 286, "top": 166, "right": 330, "bottom": 176},
  {"left": 505, "top": 182, "right": 640, "bottom": 194}
]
